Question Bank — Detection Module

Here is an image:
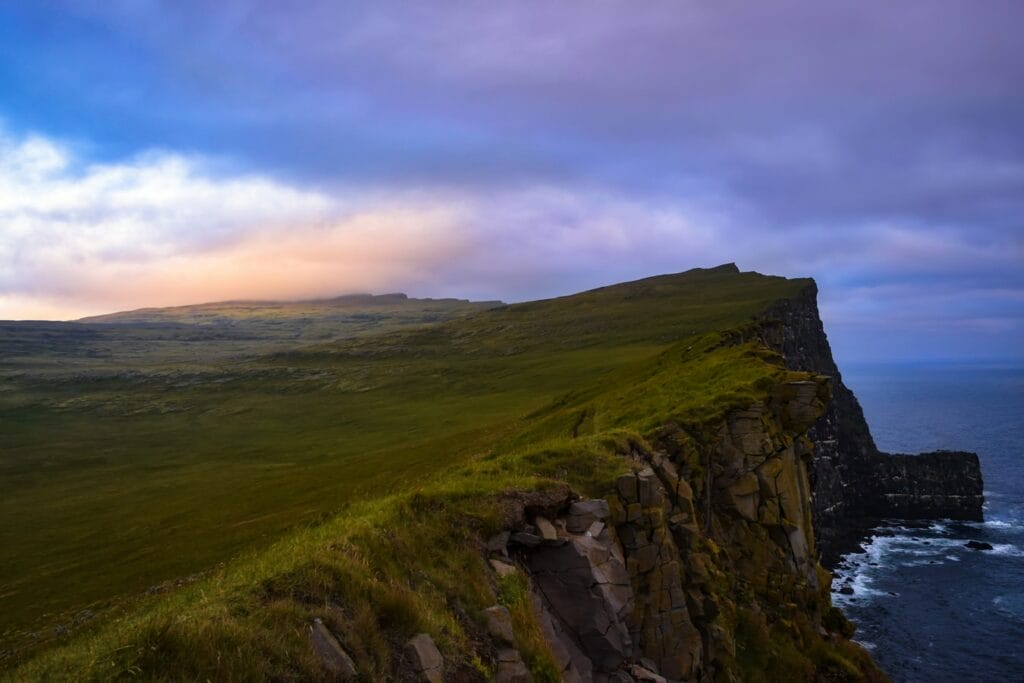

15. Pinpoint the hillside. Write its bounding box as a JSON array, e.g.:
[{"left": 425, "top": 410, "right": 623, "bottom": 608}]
[
  {"left": 1, "top": 263, "right": 974, "bottom": 680},
  {"left": 77, "top": 294, "right": 500, "bottom": 345}
]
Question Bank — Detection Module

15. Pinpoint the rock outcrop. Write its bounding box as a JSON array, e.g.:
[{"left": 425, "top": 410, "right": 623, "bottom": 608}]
[
  {"left": 488, "top": 375, "right": 881, "bottom": 681},
  {"left": 405, "top": 633, "right": 445, "bottom": 683},
  {"left": 756, "top": 282, "right": 984, "bottom": 564}
]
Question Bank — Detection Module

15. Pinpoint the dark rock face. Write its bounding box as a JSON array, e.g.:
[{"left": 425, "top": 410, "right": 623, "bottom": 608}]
[
  {"left": 757, "top": 283, "right": 985, "bottom": 564},
  {"left": 872, "top": 450, "right": 985, "bottom": 520},
  {"left": 527, "top": 534, "right": 634, "bottom": 674},
  {"left": 495, "top": 377, "right": 872, "bottom": 681}
]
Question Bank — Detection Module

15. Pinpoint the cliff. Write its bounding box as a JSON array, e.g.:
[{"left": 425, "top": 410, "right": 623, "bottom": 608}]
[
  {"left": 756, "top": 283, "right": 984, "bottom": 564},
  {"left": 7, "top": 266, "right": 976, "bottom": 681},
  {"left": 485, "top": 376, "right": 883, "bottom": 681}
]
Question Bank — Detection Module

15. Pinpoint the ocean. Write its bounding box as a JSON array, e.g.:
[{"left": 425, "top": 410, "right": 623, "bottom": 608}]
[{"left": 832, "top": 362, "right": 1024, "bottom": 682}]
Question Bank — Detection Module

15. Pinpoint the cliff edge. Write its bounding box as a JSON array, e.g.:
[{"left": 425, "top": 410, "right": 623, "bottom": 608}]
[
  {"left": 7, "top": 266, "right": 975, "bottom": 681},
  {"left": 757, "top": 282, "right": 985, "bottom": 564}
]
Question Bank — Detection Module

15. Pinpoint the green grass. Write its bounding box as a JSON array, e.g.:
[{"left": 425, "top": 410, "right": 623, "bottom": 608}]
[
  {"left": 7, "top": 332, "right": 795, "bottom": 680},
  {"left": 0, "top": 264, "right": 810, "bottom": 671}
]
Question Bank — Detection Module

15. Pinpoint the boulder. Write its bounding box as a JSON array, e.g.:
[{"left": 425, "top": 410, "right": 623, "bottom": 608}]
[
  {"left": 484, "top": 605, "right": 515, "bottom": 644},
  {"left": 405, "top": 633, "right": 444, "bottom": 683},
  {"left": 496, "top": 648, "right": 533, "bottom": 683},
  {"left": 490, "top": 558, "right": 518, "bottom": 578},
  {"left": 965, "top": 540, "right": 993, "bottom": 550},
  {"left": 534, "top": 516, "right": 559, "bottom": 542},
  {"left": 309, "top": 618, "right": 357, "bottom": 680}
]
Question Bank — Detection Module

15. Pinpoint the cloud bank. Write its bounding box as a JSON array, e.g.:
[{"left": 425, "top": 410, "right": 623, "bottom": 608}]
[{"left": 0, "top": 1, "right": 1022, "bottom": 361}]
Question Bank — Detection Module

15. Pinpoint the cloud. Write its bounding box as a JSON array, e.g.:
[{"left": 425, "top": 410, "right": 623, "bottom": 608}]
[
  {"left": 0, "top": 127, "right": 722, "bottom": 318},
  {"left": 2, "top": 124, "right": 1021, "bottom": 361},
  {"left": 0, "top": 124, "right": 736, "bottom": 316},
  {"left": 0, "top": 128, "right": 472, "bottom": 316},
  {"left": 1, "top": 0, "right": 1023, "bottom": 360}
]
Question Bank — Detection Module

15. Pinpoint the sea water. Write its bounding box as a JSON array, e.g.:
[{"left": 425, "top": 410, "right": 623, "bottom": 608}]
[{"left": 833, "top": 362, "right": 1024, "bottom": 681}]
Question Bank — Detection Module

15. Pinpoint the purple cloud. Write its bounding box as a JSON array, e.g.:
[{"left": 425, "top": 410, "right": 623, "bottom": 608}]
[{"left": 0, "top": 1, "right": 1021, "bottom": 360}]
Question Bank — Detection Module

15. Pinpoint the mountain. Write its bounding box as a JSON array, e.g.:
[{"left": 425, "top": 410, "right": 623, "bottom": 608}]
[{"left": 1, "top": 265, "right": 980, "bottom": 680}]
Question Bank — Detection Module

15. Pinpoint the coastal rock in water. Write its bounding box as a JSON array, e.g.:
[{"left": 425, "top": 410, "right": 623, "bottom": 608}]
[{"left": 965, "top": 540, "right": 994, "bottom": 551}]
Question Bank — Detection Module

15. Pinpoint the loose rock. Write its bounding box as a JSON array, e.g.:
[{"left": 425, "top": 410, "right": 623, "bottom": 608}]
[
  {"left": 405, "top": 633, "right": 444, "bottom": 683},
  {"left": 490, "top": 558, "right": 518, "bottom": 578},
  {"left": 309, "top": 618, "right": 357, "bottom": 680},
  {"left": 496, "top": 648, "right": 532, "bottom": 682},
  {"left": 535, "top": 516, "right": 558, "bottom": 542},
  {"left": 484, "top": 605, "right": 515, "bottom": 644}
]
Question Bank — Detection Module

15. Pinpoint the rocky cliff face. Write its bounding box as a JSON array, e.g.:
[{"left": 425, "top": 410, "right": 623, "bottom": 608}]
[
  {"left": 755, "top": 283, "right": 984, "bottom": 564},
  {"left": 486, "top": 377, "right": 882, "bottom": 682},
  {"left": 473, "top": 285, "right": 984, "bottom": 681}
]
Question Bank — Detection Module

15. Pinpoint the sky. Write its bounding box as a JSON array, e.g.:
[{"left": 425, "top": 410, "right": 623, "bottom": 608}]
[{"left": 1, "top": 1, "right": 1022, "bottom": 363}]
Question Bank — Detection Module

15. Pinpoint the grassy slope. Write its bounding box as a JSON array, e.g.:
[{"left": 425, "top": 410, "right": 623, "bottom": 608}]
[
  {"left": 1, "top": 264, "right": 810, "bottom": 674},
  {"left": 76, "top": 294, "right": 500, "bottom": 346}
]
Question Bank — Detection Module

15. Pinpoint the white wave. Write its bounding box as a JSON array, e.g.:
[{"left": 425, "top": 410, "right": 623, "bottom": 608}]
[
  {"left": 831, "top": 529, "right": 976, "bottom": 604},
  {"left": 983, "top": 519, "right": 1020, "bottom": 529},
  {"left": 990, "top": 544, "right": 1024, "bottom": 557},
  {"left": 897, "top": 559, "right": 934, "bottom": 568}
]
